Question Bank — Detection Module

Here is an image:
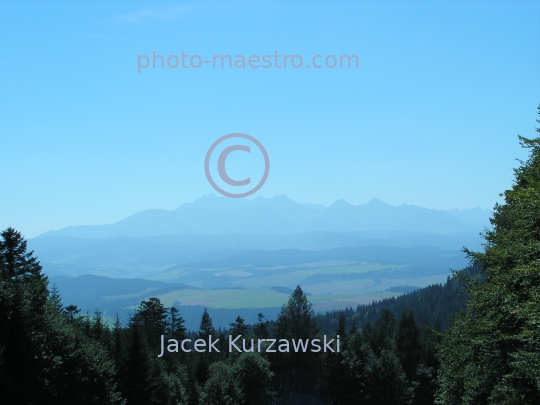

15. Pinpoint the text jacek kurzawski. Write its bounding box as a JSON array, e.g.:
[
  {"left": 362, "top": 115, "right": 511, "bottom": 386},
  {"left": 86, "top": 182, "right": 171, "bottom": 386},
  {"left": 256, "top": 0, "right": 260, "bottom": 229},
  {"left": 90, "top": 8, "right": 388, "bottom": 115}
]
[{"left": 158, "top": 335, "right": 340, "bottom": 357}]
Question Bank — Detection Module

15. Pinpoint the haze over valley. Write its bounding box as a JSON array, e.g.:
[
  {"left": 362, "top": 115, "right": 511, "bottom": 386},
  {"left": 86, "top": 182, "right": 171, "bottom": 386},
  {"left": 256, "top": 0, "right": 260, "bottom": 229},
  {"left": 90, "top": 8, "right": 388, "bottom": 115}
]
[{"left": 31, "top": 195, "right": 490, "bottom": 328}]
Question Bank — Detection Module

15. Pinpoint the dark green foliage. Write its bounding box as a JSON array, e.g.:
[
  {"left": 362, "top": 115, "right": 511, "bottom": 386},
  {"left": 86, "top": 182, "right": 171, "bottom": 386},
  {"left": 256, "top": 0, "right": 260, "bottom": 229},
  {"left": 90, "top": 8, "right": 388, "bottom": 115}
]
[
  {"left": 136, "top": 297, "right": 169, "bottom": 350},
  {"left": 112, "top": 314, "right": 125, "bottom": 366},
  {"left": 199, "top": 307, "right": 215, "bottom": 339},
  {"left": 316, "top": 265, "right": 481, "bottom": 335},
  {"left": 464, "top": 140, "right": 540, "bottom": 274},
  {"left": 325, "top": 346, "right": 370, "bottom": 405},
  {"left": 0, "top": 228, "right": 123, "bottom": 404},
  {"left": 194, "top": 353, "right": 210, "bottom": 384},
  {"left": 275, "top": 285, "right": 320, "bottom": 340},
  {"left": 233, "top": 352, "right": 274, "bottom": 405},
  {"left": 437, "top": 262, "right": 540, "bottom": 404},
  {"left": 370, "top": 308, "right": 396, "bottom": 355},
  {"left": 92, "top": 309, "right": 106, "bottom": 341},
  {"left": 0, "top": 226, "right": 495, "bottom": 405},
  {"left": 437, "top": 110, "right": 540, "bottom": 404},
  {"left": 64, "top": 304, "right": 81, "bottom": 323},
  {"left": 325, "top": 335, "right": 410, "bottom": 405},
  {"left": 50, "top": 283, "right": 63, "bottom": 312},
  {"left": 396, "top": 308, "right": 421, "bottom": 381},
  {"left": 336, "top": 312, "right": 347, "bottom": 338},
  {"left": 272, "top": 285, "right": 324, "bottom": 402},
  {"left": 348, "top": 316, "right": 357, "bottom": 335},
  {"left": 254, "top": 312, "right": 269, "bottom": 338},
  {"left": 365, "top": 348, "right": 408, "bottom": 404},
  {"left": 229, "top": 315, "right": 248, "bottom": 337},
  {"left": 169, "top": 306, "right": 186, "bottom": 340},
  {"left": 201, "top": 362, "right": 242, "bottom": 405},
  {"left": 122, "top": 318, "right": 156, "bottom": 404},
  {"left": 411, "top": 364, "right": 438, "bottom": 405}
]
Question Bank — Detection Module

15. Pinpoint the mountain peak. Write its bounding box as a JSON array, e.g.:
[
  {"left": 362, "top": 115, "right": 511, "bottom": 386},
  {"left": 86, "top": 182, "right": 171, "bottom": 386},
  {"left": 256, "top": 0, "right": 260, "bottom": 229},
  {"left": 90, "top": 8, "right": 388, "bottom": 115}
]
[
  {"left": 365, "top": 198, "right": 388, "bottom": 206},
  {"left": 331, "top": 199, "right": 350, "bottom": 206},
  {"left": 37, "top": 195, "right": 489, "bottom": 238}
]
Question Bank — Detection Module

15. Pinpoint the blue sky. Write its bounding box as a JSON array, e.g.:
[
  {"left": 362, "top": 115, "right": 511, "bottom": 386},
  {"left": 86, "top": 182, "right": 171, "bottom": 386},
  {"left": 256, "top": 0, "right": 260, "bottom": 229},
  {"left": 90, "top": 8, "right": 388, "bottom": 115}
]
[{"left": 1, "top": 0, "right": 539, "bottom": 237}]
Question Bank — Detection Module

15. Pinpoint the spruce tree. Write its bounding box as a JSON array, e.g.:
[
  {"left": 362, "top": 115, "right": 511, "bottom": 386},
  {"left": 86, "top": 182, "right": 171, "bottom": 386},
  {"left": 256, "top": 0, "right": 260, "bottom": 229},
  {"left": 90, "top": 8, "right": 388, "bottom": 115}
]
[
  {"left": 254, "top": 312, "right": 269, "bottom": 338},
  {"left": 168, "top": 306, "right": 186, "bottom": 340},
  {"left": 0, "top": 228, "right": 123, "bottom": 404},
  {"left": 273, "top": 286, "right": 320, "bottom": 398},
  {"left": 275, "top": 285, "right": 319, "bottom": 340},
  {"left": 137, "top": 297, "right": 169, "bottom": 351},
  {"left": 123, "top": 316, "right": 155, "bottom": 405},
  {"left": 230, "top": 315, "right": 248, "bottom": 337},
  {"left": 395, "top": 308, "right": 421, "bottom": 381},
  {"left": 437, "top": 107, "right": 540, "bottom": 404},
  {"left": 64, "top": 304, "right": 81, "bottom": 323},
  {"left": 199, "top": 308, "right": 215, "bottom": 339},
  {"left": 0, "top": 229, "right": 49, "bottom": 403},
  {"left": 336, "top": 312, "right": 347, "bottom": 338},
  {"left": 370, "top": 309, "right": 396, "bottom": 355}
]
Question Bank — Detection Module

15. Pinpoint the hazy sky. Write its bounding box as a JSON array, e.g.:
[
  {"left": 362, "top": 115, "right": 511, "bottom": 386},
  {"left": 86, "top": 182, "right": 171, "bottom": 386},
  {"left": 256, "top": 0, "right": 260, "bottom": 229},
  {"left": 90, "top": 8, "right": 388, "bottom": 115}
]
[{"left": 1, "top": 0, "right": 539, "bottom": 238}]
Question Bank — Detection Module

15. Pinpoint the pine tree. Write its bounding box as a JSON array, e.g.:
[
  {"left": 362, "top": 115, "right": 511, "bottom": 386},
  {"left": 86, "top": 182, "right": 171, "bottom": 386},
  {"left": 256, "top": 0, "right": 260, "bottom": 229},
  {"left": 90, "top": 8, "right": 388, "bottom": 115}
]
[
  {"left": 437, "top": 107, "right": 540, "bottom": 404},
  {"left": 230, "top": 315, "right": 248, "bottom": 337},
  {"left": 112, "top": 314, "right": 125, "bottom": 365},
  {"left": 275, "top": 285, "right": 319, "bottom": 340},
  {"left": 273, "top": 286, "right": 320, "bottom": 398},
  {"left": 365, "top": 348, "right": 408, "bottom": 404},
  {"left": 349, "top": 317, "right": 358, "bottom": 335},
  {"left": 254, "top": 312, "right": 269, "bottom": 338},
  {"left": 370, "top": 309, "right": 396, "bottom": 355},
  {"left": 325, "top": 348, "right": 369, "bottom": 405},
  {"left": 0, "top": 228, "right": 49, "bottom": 403},
  {"left": 92, "top": 309, "right": 106, "bottom": 342},
  {"left": 49, "top": 283, "right": 63, "bottom": 312},
  {"left": 0, "top": 228, "right": 123, "bottom": 404},
  {"left": 123, "top": 316, "right": 155, "bottom": 405},
  {"left": 137, "top": 297, "right": 168, "bottom": 350},
  {"left": 336, "top": 312, "right": 347, "bottom": 338},
  {"left": 395, "top": 308, "right": 421, "bottom": 381},
  {"left": 199, "top": 308, "right": 215, "bottom": 339},
  {"left": 64, "top": 304, "right": 81, "bottom": 323},
  {"left": 194, "top": 354, "right": 210, "bottom": 384},
  {"left": 168, "top": 306, "right": 186, "bottom": 340}
]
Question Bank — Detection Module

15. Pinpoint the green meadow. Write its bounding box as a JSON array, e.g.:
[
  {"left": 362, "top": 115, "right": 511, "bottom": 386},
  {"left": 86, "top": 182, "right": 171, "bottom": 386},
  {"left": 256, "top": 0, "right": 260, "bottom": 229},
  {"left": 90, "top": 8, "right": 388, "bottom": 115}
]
[
  {"left": 150, "top": 288, "right": 405, "bottom": 312},
  {"left": 155, "top": 288, "right": 290, "bottom": 309},
  {"left": 140, "top": 260, "right": 444, "bottom": 312}
]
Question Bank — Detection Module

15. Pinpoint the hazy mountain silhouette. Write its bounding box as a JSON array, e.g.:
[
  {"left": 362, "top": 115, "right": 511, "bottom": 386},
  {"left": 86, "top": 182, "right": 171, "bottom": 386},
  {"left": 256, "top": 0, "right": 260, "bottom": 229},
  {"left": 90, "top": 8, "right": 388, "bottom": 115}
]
[{"left": 38, "top": 195, "right": 491, "bottom": 238}]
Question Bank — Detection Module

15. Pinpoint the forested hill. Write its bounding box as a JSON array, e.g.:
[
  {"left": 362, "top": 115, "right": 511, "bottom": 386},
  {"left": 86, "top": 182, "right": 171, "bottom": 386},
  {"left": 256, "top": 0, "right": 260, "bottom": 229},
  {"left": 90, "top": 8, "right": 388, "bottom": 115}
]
[{"left": 316, "top": 265, "right": 483, "bottom": 334}]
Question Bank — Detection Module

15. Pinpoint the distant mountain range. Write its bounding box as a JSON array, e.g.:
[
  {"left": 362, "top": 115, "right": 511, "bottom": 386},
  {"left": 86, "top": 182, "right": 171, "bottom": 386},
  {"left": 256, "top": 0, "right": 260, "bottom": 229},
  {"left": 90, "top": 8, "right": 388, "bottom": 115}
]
[
  {"left": 38, "top": 195, "right": 492, "bottom": 238},
  {"left": 32, "top": 196, "right": 489, "bottom": 328}
]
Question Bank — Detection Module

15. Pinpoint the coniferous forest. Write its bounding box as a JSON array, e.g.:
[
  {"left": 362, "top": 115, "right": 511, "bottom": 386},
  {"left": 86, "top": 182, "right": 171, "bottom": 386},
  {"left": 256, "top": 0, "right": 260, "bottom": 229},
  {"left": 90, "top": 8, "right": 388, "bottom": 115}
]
[{"left": 1, "top": 109, "right": 540, "bottom": 404}]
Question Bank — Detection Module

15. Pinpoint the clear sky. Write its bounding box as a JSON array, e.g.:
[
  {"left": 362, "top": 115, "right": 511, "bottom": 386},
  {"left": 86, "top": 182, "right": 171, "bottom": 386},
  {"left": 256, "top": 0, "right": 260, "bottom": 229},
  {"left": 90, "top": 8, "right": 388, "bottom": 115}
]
[{"left": 1, "top": 0, "right": 539, "bottom": 238}]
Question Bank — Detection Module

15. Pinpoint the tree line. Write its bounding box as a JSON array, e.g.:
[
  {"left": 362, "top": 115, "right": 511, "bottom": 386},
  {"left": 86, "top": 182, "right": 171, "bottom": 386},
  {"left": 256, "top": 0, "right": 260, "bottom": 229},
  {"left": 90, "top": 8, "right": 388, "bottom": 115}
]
[
  {"left": 0, "top": 226, "right": 444, "bottom": 404},
  {"left": 1, "top": 107, "right": 539, "bottom": 403},
  {"left": 316, "top": 264, "right": 482, "bottom": 336}
]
